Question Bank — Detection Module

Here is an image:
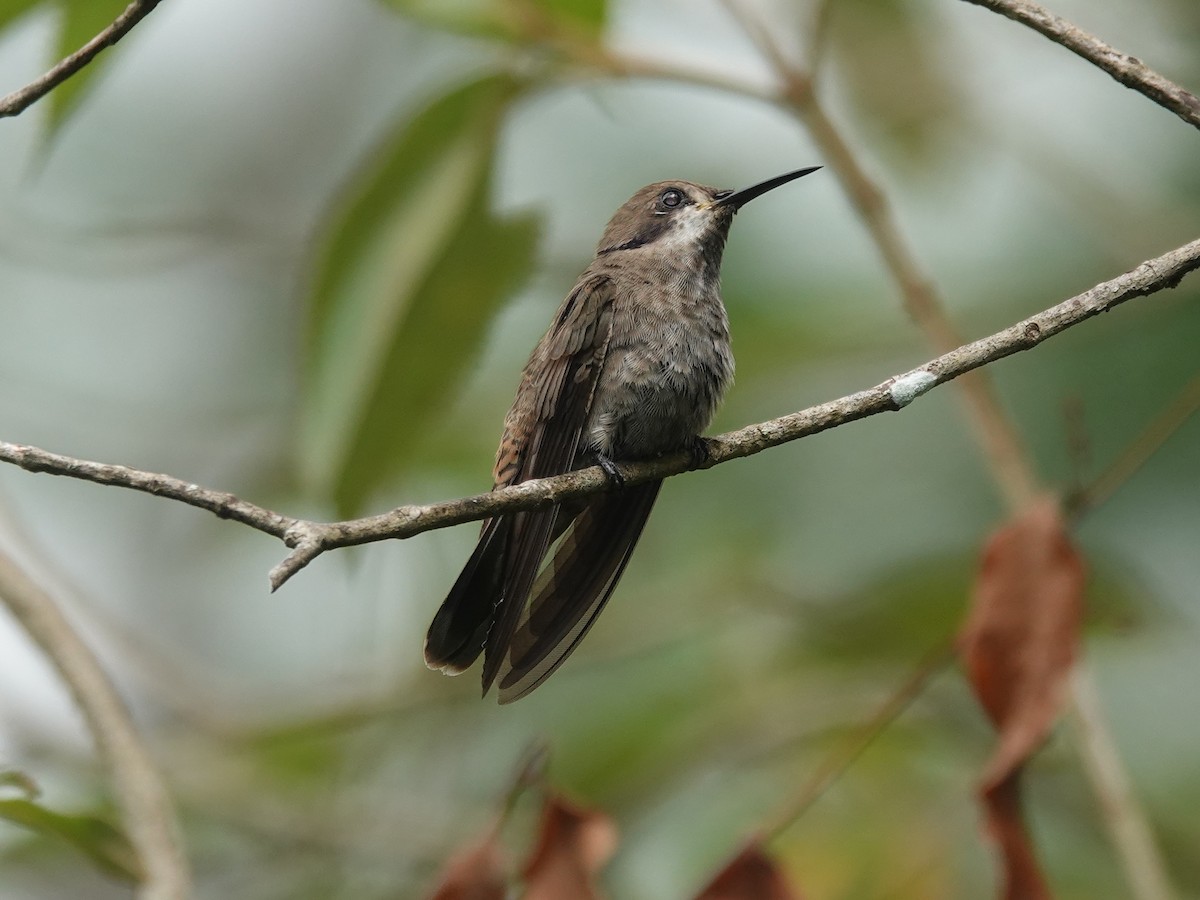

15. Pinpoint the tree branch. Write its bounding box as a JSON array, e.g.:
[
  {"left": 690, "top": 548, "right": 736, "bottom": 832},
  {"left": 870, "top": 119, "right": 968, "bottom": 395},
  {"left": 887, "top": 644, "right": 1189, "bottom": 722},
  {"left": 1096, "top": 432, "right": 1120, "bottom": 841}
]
[
  {"left": 0, "top": 550, "right": 190, "bottom": 899},
  {"left": 1069, "top": 372, "right": 1200, "bottom": 517},
  {"left": 1, "top": 236, "right": 1196, "bottom": 590},
  {"left": 1070, "top": 664, "right": 1177, "bottom": 900},
  {"left": 0, "top": 446, "right": 297, "bottom": 537},
  {"left": 959, "top": 0, "right": 1200, "bottom": 132},
  {"left": 0, "top": 0, "right": 163, "bottom": 119},
  {"left": 759, "top": 641, "right": 955, "bottom": 844}
]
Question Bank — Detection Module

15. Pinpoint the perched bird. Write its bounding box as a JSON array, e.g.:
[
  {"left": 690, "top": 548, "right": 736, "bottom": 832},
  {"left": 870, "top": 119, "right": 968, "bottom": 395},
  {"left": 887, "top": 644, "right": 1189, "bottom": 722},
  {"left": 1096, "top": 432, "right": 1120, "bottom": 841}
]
[{"left": 425, "top": 166, "right": 821, "bottom": 703}]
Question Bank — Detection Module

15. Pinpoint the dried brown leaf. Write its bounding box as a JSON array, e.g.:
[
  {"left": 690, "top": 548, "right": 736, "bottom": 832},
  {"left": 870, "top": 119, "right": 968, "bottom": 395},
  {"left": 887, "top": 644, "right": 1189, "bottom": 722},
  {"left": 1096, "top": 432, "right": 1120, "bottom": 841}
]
[
  {"left": 426, "top": 828, "right": 507, "bottom": 900},
  {"left": 984, "top": 776, "right": 1053, "bottom": 900},
  {"left": 692, "top": 841, "right": 802, "bottom": 900},
  {"left": 959, "top": 497, "right": 1086, "bottom": 900},
  {"left": 521, "top": 794, "right": 617, "bottom": 900}
]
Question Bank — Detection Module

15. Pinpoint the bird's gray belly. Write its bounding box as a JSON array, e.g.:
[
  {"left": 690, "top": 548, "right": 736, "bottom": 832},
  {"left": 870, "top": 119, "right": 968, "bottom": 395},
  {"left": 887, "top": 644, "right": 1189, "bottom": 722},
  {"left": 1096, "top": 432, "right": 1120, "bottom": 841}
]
[{"left": 585, "top": 336, "right": 732, "bottom": 460}]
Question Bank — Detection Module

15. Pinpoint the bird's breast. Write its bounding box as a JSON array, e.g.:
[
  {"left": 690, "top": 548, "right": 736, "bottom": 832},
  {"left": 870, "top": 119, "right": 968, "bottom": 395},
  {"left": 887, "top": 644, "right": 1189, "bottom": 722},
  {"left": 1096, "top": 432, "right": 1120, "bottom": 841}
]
[{"left": 586, "top": 280, "right": 733, "bottom": 460}]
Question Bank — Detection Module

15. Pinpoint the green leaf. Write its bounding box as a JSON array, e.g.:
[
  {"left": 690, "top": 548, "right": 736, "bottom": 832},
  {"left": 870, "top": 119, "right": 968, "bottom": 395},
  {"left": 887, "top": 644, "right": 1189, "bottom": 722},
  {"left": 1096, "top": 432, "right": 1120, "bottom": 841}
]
[
  {"left": 378, "top": 0, "right": 606, "bottom": 41},
  {"left": 378, "top": 0, "right": 517, "bottom": 39},
  {"left": 0, "top": 768, "right": 40, "bottom": 798},
  {"left": 302, "top": 74, "right": 539, "bottom": 515},
  {"left": 0, "top": 0, "right": 45, "bottom": 31},
  {"left": 541, "top": 0, "right": 606, "bottom": 33},
  {"left": 0, "top": 1, "right": 135, "bottom": 132},
  {"left": 46, "top": 0, "right": 131, "bottom": 133},
  {"left": 0, "top": 797, "right": 142, "bottom": 884}
]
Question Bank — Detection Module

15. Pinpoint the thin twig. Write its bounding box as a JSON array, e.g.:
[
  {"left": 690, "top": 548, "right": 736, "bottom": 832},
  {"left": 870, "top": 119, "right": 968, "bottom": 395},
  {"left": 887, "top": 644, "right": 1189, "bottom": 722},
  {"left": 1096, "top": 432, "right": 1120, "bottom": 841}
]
[
  {"left": 804, "top": 0, "right": 837, "bottom": 73},
  {"left": 1070, "top": 664, "right": 1177, "bottom": 900},
  {"left": 717, "top": 0, "right": 796, "bottom": 80},
  {"left": 959, "top": 0, "right": 1200, "bottom": 132},
  {"left": 0, "top": 550, "right": 190, "bottom": 899},
  {"left": 759, "top": 642, "right": 955, "bottom": 843},
  {"left": 795, "top": 99, "right": 1042, "bottom": 509},
  {"left": 0, "top": 0, "right": 164, "bottom": 119},
  {"left": 0, "top": 444, "right": 297, "bottom": 537},
  {"left": 1, "top": 236, "right": 1196, "bottom": 590},
  {"left": 1069, "top": 372, "right": 1200, "bottom": 517}
]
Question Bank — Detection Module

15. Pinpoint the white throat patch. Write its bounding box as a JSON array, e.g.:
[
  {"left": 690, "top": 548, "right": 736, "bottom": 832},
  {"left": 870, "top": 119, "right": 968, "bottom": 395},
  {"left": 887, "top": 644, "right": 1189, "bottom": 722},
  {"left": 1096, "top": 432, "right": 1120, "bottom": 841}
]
[{"left": 658, "top": 204, "right": 714, "bottom": 250}]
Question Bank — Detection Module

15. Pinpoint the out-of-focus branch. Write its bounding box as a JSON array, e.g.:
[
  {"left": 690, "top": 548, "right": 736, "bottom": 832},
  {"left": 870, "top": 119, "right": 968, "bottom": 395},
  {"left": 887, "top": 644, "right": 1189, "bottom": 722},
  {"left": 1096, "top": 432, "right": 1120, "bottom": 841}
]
[
  {"left": 0, "top": 550, "right": 190, "bottom": 899},
  {"left": 960, "top": 0, "right": 1200, "bottom": 132},
  {"left": 0, "top": 0, "right": 163, "bottom": 119},
  {"left": 1070, "top": 665, "right": 1177, "bottom": 900},
  {"left": 1069, "top": 373, "right": 1200, "bottom": 518},
  {"left": 0, "top": 444, "right": 297, "bottom": 537},
  {"left": 759, "top": 641, "right": 954, "bottom": 844},
  {"left": 1, "top": 235, "right": 1196, "bottom": 590},
  {"left": 788, "top": 94, "right": 1041, "bottom": 509}
]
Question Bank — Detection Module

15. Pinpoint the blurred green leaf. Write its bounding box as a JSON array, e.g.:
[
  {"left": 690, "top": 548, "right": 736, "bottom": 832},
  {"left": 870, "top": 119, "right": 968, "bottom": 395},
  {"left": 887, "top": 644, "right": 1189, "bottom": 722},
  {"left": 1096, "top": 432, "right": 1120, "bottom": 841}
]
[
  {"left": 792, "top": 550, "right": 1153, "bottom": 666},
  {"left": 49, "top": 2, "right": 128, "bottom": 125},
  {"left": 826, "top": 0, "right": 964, "bottom": 165},
  {"left": 0, "top": 798, "right": 141, "bottom": 884},
  {"left": 791, "top": 554, "right": 973, "bottom": 665},
  {"left": 0, "top": 0, "right": 44, "bottom": 31},
  {"left": 380, "top": 0, "right": 514, "bottom": 40},
  {"left": 0, "top": 768, "right": 40, "bottom": 798},
  {"left": 0, "top": 0, "right": 135, "bottom": 132},
  {"left": 378, "top": 0, "right": 606, "bottom": 41},
  {"left": 542, "top": 0, "right": 605, "bottom": 33},
  {"left": 302, "top": 74, "right": 539, "bottom": 515}
]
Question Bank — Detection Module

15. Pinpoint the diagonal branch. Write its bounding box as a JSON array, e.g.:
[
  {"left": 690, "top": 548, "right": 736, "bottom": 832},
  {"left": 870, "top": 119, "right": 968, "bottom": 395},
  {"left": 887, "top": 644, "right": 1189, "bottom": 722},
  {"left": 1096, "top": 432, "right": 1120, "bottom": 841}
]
[
  {"left": 1069, "top": 372, "right": 1200, "bottom": 518},
  {"left": 0, "top": 0, "right": 164, "bottom": 119},
  {"left": 2, "top": 236, "right": 1196, "bottom": 591},
  {"left": 959, "top": 0, "right": 1200, "bottom": 132},
  {"left": 0, "top": 550, "right": 190, "bottom": 898}
]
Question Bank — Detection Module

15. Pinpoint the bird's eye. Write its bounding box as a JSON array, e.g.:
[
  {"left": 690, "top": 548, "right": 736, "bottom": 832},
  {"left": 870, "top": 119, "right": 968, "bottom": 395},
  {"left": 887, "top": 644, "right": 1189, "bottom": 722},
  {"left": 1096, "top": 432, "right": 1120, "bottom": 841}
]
[{"left": 659, "top": 189, "right": 684, "bottom": 209}]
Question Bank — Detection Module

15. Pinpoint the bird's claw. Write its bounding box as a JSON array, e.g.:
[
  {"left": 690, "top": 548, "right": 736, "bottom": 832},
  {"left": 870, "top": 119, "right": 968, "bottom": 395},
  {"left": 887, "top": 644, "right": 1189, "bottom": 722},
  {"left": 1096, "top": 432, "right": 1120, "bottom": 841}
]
[
  {"left": 687, "top": 436, "right": 714, "bottom": 469},
  {"left": 596, "top": 452, "right": 626, "bottom": 489}
]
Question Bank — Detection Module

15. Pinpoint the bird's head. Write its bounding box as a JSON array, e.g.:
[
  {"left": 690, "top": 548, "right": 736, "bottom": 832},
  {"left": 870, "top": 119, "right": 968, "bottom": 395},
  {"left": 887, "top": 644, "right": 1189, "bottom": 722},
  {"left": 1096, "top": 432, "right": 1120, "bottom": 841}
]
[{"left": 595, "top": 167, "right": 821, "bottom": 261}]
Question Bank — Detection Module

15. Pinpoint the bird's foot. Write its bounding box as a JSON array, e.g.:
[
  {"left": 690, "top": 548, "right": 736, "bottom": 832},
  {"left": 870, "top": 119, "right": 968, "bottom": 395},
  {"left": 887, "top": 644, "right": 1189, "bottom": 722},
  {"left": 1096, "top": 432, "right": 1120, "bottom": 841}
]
[
  {"left": 686, "top": 435, "right": 714, "bottom": 469},
  {"left": 595, "top": 452, "right": 626, "bottom": 489}
]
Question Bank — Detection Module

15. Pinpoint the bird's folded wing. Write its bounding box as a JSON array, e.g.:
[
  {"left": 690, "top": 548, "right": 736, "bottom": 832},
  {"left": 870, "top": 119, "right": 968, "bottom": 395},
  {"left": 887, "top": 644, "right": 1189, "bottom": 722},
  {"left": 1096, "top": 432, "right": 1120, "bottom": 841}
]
[{"left": 480, "top": 274, "right": 616, "bottom": 693}]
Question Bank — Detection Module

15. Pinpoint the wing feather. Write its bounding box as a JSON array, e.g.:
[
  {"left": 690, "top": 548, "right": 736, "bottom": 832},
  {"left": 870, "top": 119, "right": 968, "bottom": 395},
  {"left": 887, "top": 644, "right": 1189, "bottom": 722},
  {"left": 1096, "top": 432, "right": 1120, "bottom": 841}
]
[{"left": 478, "top": 275, "right": 616, "bottom": 694}]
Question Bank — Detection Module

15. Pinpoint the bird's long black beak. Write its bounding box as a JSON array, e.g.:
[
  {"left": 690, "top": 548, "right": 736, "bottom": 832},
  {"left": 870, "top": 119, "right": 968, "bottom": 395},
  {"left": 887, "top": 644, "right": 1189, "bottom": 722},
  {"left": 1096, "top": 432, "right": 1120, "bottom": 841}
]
[{"left": 714, "top": 165, "right": 822, "bottom": 209}]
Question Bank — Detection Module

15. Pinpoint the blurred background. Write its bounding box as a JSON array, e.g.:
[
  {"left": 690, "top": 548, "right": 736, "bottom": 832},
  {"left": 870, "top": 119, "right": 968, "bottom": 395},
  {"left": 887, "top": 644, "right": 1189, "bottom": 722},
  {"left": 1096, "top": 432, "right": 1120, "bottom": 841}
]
[{"left": 0, "top": 0, "right": 1197, "bottom": 896}]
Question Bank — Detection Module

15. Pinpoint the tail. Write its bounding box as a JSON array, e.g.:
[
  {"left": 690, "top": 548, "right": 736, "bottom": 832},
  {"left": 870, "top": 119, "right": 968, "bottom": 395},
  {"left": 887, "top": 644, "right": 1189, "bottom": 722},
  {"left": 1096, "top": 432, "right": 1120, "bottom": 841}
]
[
  {"left": 423, "top": 517, "right": 509, "bottom": 674},
  {"left": 492, "top": 480, "right": 662, "bottom": 703}
]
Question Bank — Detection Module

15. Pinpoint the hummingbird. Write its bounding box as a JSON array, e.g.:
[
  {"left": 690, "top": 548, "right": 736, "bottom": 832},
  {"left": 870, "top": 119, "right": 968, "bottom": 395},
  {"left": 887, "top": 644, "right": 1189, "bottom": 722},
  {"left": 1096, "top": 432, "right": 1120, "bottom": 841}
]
[{"left": 424, "top": 166, "right": 821, "bottom": 703}]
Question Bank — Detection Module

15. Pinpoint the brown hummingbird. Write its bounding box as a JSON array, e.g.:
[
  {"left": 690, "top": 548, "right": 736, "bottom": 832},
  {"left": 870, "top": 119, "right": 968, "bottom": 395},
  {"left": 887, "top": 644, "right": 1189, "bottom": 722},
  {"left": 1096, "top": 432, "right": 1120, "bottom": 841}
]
[{"left": 424, "top": 166, "right": 821, "bottom": 703}]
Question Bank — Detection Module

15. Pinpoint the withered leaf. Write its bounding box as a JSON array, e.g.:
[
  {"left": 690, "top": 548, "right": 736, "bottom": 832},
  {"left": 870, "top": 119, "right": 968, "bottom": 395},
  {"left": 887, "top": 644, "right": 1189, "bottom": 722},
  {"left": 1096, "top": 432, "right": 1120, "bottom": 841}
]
[
  {"left": 692, "top": 841, "right": 802, "bottom": 900},
  {"left": 959, "top": 497, "right": 1086, "bottom": 900},
  {"left": 521, "top": 794, "right": 617, "bottom": 900},
  {"left": 426, "top": 826, "right": 506, "bottom": 900}
]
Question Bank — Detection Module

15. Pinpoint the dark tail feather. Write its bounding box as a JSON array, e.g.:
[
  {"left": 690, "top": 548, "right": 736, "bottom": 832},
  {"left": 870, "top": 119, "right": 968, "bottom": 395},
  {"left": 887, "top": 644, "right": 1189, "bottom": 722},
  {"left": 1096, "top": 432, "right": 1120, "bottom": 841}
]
[
  {"left": 479, "top": 505, "right": 563, "bottom": 695},
  {"left": 495, "top": 480, "right": 662, "bottom": 703},
  {"left": 424, "top": 517, "right": 509, "bottom": 674}
]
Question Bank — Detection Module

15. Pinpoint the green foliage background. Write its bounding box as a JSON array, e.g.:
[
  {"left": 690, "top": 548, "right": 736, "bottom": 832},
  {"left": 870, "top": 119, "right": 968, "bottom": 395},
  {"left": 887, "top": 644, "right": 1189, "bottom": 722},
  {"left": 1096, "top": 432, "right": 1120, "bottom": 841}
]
[{"left": 0, "top": 0, "right": 1196, "bottom": 897}]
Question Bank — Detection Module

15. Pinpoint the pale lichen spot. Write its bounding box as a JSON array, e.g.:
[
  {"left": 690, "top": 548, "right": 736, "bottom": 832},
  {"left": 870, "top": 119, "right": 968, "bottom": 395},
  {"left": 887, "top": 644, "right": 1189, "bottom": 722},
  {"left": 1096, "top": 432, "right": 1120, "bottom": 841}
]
[{"left": 889, "top": 370, "right": 938, "bottom": 408}]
